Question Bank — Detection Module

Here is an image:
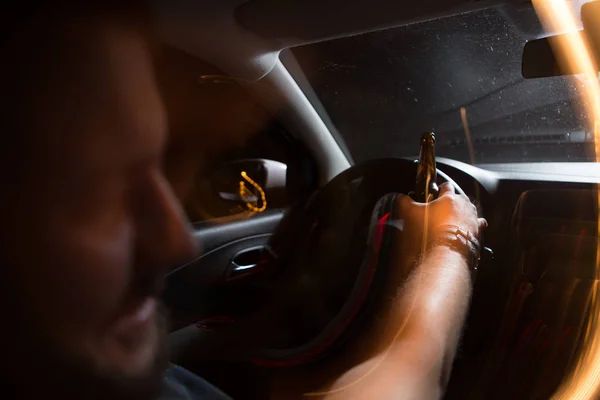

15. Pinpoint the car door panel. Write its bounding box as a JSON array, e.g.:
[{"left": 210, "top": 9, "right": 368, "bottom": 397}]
[{"left": 164, "top": 210, "right": 283, "bottom": 330}]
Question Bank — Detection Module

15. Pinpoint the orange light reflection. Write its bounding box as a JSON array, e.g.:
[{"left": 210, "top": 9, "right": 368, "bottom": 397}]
[
  {"left": 240, "top": 171, "right": 267, "bottom": 212},
  {"left": 531, "top": 0, "right": 600, "bottom": 399}
]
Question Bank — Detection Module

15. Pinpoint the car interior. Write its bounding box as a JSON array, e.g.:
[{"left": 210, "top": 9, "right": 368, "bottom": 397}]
[{"left": 150, "top": 0, "right": 600, "bottom": 398}]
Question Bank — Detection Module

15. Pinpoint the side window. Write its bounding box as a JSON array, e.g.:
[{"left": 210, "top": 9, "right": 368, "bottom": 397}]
[{"left": 156, "top": 46, "right": 317, "bottom": 223}]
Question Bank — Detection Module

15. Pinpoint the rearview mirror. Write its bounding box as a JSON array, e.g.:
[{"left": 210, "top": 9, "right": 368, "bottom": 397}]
[{"left": 522, "top": 1, "right": 600, "bottom": 78}]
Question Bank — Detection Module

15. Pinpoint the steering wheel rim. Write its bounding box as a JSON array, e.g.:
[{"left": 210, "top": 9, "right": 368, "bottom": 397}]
[{"left": 249, "top": 158, "right": 466, "bottom": 367}]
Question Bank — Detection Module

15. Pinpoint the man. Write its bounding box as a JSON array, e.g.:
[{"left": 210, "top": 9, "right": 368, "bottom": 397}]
[
  {"left": 0, "top": 3, "right": 485, "bottom": 400},
  {"left": 1, "top": 4, "right": 200, "bottom": 399}
]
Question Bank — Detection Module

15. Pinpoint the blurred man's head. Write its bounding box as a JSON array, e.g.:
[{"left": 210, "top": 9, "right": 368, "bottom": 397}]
[{"left": 0, "top": 4, "right": 197, "bottom": 399}]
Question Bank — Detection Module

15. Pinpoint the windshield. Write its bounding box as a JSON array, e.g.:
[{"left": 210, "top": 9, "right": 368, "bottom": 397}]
[{"left": 285, "top": 5, "right": 596, "bottom": 164}]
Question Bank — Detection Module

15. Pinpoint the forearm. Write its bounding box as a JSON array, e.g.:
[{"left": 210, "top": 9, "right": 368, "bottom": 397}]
[
  {"left": 388, "top": 244, "right": 472, "bottom": 388},
  {"left": 327, "top": 245, "right": 471, "bottom": 399}
]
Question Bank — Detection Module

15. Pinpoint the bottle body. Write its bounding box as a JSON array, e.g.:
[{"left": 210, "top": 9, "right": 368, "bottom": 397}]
[{"left": 412, "top": 132, "right": 439, "bottom": 203}]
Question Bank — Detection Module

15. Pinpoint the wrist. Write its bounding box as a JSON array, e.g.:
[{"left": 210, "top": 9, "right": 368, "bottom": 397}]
[
  {"left": 426, "top": 225, "right": 481, "bottom": 275},
  {"left": 421, "top": 241, "right": 475, "bottom": 284},
  {"left": 423, "top": 242, "right": 469, "bottom": 265}
]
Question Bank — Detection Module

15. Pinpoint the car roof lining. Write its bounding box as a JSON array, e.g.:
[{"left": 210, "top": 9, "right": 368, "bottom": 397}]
[{"left": 236, "top": 0, "right": 508, "bottom": 45}]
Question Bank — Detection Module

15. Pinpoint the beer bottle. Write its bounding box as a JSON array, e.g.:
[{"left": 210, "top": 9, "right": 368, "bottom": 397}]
[{"left": 412, "top": 132, "right": 439, "bottom": 203}]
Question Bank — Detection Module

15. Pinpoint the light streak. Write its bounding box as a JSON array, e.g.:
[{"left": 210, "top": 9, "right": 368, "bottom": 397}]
[
  {"left": 460, "top": 107, "right": 482, "bottom": 203},
  {"left": 530, "top": 0, "right": 600, "bottom": 399},
  {"left": 239, "top": 171, "right": 267, "bottom": 213}
]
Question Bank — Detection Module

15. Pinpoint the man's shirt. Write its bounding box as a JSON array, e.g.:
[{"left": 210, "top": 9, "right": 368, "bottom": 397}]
[{"left": 161, "top": 365, "right": 232, "bottom": 400}]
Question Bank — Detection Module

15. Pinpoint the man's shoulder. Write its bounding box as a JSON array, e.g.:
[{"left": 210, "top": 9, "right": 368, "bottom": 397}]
[{"left": 161, "top": 364, "right": 232, "bottom": 400}]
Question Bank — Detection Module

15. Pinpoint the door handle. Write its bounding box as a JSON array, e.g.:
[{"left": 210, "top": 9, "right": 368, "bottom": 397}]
[{"left": 228, "top": 246, "right": 270, "bottom": 278}]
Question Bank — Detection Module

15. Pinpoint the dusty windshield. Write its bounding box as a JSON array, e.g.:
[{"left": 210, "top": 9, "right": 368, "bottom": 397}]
[{"left": 286, "top": 5, "right": 596, "bottom": 164}]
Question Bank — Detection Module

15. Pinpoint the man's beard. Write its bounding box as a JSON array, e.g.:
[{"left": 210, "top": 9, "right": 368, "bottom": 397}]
[{"left": 1, "top": 303, "right": 170, "bottom": 400}]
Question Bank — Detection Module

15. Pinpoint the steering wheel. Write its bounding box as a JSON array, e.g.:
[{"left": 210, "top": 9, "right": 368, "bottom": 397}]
[{"left": 247, "top": 156, "right": 468, "bottom": 367}]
